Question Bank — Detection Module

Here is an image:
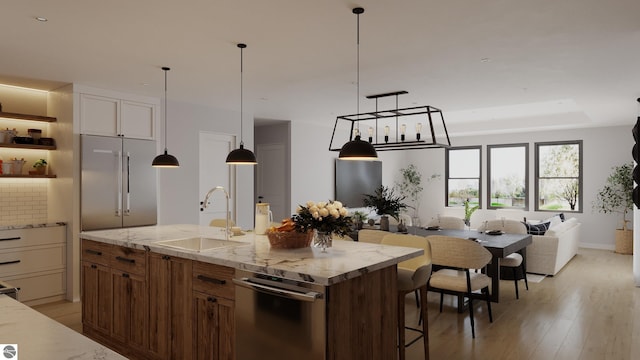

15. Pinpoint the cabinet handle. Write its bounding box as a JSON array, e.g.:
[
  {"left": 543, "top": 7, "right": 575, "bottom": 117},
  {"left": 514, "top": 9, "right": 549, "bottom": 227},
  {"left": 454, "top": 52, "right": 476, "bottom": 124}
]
[
  {"left": 0, "top": 237, "right": 20, "bottom": 242},
  {"left": 197, "top": 275, "right": 226, "bottom": 285},
  {"left": 122, "top": 273, "right": 130, "bottom": 278},
  {"left": 207, "top": 296, "right": 217, "bottom": 303},
  {"left": 115, "top": 256, "right": 135, "bottom": 264},
  {"left": 91, "top": 264, "right": 97, "bottom": 269},
  {"left": 85, "top": 249, "right": 102, "bottom": 256},
  {"left": 0, "top": 260, "right": 20, "bottom": 266}
]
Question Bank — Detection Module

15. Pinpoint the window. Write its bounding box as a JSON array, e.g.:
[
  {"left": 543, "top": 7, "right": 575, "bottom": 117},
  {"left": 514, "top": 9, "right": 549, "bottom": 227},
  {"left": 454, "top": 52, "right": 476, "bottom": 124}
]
[
  {"left": 488, "top": 144, "right": 528, "bottom": 210},
  {"left": 446, "top": 146, "right": 481, "bottom": 207},
  {"left": 535, "top": 141, "right": 582, "bottom": 212}
]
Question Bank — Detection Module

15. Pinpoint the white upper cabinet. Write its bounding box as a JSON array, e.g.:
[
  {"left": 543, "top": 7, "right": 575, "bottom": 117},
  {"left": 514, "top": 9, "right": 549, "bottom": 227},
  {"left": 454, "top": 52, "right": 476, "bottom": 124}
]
[{"left": 79, "top": 91, "right": 158, "bottom": 140}]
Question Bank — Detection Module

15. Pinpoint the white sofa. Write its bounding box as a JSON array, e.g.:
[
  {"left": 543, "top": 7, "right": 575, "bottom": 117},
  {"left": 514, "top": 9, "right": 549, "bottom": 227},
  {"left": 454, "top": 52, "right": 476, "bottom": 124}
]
[{"left": 526, "top": 217, "right": 581, "bottom": 276}]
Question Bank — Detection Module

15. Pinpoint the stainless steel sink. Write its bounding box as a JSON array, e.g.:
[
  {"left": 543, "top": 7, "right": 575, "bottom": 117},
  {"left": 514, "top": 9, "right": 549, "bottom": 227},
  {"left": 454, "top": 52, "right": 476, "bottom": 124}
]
[{"left": 155, "top": 237, "right": 248, "bottom": 252}]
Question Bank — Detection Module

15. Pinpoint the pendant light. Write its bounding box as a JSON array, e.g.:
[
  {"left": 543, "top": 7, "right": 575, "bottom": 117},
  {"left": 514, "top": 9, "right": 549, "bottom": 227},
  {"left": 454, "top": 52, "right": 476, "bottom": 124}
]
[
  {"left": 226, "top": 43, "right": 257, "bottom": 165},
  {"left": 338, "top": 7, "right": 378, "bottom": 160},
  {"left": 152, "top": 66, "right": 180, "bottom": 167}
]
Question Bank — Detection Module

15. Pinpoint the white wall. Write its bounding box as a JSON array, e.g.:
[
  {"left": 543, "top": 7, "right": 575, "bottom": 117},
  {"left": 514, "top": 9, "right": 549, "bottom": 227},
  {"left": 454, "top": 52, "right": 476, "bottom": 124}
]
[
  {"left": 157, "top": 100, "right": 254, "bottom": 230},
  {"left": 399, "top": 125, "right": 632, "bottom": 250}
]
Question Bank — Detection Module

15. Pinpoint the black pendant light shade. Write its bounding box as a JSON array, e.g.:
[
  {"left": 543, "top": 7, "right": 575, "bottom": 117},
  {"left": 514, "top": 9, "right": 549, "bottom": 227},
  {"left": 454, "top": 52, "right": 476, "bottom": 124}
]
[
  {"left": 339, "top": 135, "right": 378, "bottom": 160},
  {"left": 152, "top": 149, "right": 180, "bottom": 167},
  {"left": 226, "top": 43, "right": 257, "bottom": 165},
  {"left": 152, "top": 66, "right": 179, "bottom": 168},
  {"left": 339, "top": 7, "right": 378, "bottom": 160},
  {"left": 226, "top": 143, "right": 257, "bottom": 164}
]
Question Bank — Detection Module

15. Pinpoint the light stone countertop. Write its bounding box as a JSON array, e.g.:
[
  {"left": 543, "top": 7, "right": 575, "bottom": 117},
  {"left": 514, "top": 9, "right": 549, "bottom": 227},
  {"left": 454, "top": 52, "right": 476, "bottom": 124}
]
[
  {"left": 79, "top": 224, "right": 422, "bottom": 286},
  {"left": 0, "top": 295, "right": 127, "bottom": 360},
  {"left": 0, "top": 222, "right": 66, "bottom": 231}
]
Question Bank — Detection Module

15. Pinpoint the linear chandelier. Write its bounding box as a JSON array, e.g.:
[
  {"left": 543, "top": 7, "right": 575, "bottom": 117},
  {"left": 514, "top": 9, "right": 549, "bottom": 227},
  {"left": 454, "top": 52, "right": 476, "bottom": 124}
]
[{"left": 329, "top": 90, "right": 451, "bottom": 152}]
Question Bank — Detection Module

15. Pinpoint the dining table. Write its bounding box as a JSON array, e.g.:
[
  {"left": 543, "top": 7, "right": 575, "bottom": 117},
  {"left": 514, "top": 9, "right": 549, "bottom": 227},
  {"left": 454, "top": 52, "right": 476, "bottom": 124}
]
[{"left": 368, "top": 225, "right": 533, "bottom": 303}]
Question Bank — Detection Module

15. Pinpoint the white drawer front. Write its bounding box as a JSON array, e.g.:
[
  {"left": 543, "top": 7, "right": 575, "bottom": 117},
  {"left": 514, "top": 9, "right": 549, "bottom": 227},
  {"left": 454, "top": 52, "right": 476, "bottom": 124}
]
[
  {"left": 4, "top": 270, "right": 66, "bottom": 303},
  {"left": 0, "top": 226, "right": 66, "bottom": 250},
  {"left": 0, "top": 245, "right": 65, "bottom": 277}
]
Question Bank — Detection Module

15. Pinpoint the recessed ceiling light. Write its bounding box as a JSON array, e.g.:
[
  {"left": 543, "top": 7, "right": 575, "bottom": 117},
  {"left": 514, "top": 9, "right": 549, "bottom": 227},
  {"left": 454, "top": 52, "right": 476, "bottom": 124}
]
[
  {"left": 35, "top": 16, "right": 48, "bottom": 22},
  {"left": 480, "top": 57, "right": 491, "bottom": 63}
]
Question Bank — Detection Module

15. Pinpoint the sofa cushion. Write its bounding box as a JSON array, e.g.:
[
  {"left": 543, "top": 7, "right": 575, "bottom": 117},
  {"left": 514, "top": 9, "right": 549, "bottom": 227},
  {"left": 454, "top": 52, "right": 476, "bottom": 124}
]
[
  {"left": 545, "top": 217, "right": 577, "bottom": 237},
  {"left": 523, "top": 221, "right": 551, "bottom": 235},
  {"left": 544, "top": 213, "right": 565, "bottom": 228}
]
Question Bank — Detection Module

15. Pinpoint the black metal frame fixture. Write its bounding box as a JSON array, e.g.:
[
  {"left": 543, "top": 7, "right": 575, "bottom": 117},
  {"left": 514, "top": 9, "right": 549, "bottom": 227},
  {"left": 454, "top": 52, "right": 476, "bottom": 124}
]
[
  {"left": 337, "top": 7, "right": 378, "bottom": 160},
  {"left": 329, "top": 90, "right": 451, "bottom": 152},
  {"left": 152, "top": 67, "right": 180, "bottom": 168},
  {"left": 226, "top": 43, "right": 257, "bottom": 165}
]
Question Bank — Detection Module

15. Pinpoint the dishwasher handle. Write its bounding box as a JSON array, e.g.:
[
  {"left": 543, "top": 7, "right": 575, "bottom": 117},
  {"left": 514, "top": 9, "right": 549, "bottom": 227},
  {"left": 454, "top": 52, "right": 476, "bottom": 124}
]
[{"left": 233, "top": 278, "right": 323, "bottom": 303}]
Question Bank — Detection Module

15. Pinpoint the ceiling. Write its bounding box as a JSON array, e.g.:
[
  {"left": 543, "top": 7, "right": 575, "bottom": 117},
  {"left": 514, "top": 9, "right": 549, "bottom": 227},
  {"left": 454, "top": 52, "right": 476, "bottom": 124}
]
[{"left": 2, "top": 0, "right": 640, "bottom": 136}]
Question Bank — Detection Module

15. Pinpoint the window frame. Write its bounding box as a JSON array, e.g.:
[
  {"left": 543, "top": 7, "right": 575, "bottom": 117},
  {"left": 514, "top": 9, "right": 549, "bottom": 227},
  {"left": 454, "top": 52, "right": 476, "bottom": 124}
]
[
  {"left": 445, "top": 145, "right": 482, "bottom": 208},
  {"left": 534, "top": 140, "right": 583, "bottom": 213},
  {"left": 487, "top": 143, "right": 529, "bottom": 210}
]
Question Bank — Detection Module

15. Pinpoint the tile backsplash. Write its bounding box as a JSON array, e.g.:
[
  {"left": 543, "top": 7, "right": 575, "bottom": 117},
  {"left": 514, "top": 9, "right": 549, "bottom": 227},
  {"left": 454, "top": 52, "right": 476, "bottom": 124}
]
[{"left": 0, "top": 179, "right": 48, "bottom": 225}]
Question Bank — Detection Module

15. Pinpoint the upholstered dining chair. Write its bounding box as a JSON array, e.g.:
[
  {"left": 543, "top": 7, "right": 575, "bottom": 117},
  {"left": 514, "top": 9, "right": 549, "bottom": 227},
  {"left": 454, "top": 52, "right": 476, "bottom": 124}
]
[
  {"left": 425, "top": 216, "right": 465, "bottom": 230},
  {"left": 477, "top": 219, "right": 529, "bottom": 299},
  {"left": 381, "top": 233, "right": 431, "bottom": 360},
  {"left": 427, "top": 235, "right": 493, "bottom": 338},
  {"left": 358, "top": 229, "right": 387, "bottom": 244}
]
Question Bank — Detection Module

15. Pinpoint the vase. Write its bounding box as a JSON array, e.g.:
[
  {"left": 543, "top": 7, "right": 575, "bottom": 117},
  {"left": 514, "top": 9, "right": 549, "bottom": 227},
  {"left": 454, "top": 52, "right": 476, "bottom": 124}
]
[
  {"left": 380, "top": 215, "right": 390, "bottom": 231},
  {"left": 313, "top": 231, "right": 332, "bottom": 252}
]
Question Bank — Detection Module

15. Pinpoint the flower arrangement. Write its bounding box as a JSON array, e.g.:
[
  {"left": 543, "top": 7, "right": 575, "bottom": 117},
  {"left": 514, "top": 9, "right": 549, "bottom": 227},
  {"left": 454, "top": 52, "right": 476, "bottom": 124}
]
[
  {"left": 362, "top": 185, "right": 407, "bottom": 220},
  {"left": 292, "top": 200, "right": 353, "bottom": 236},
  {"left": 463, "top": 198, "right": 479, "bottom": 225}
]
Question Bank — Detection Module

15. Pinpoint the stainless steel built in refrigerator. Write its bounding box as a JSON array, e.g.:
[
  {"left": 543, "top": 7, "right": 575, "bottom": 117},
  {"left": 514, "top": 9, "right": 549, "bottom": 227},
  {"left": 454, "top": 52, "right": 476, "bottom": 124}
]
[{"left": 81, "top": 134, "right": 157, "bottom": 231}]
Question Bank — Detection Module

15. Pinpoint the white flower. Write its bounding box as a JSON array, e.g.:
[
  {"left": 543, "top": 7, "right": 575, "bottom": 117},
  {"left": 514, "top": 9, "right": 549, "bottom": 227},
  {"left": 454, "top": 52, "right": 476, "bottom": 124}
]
[
  {"left": 334, "top": 201, "right": 343, "bottom": 209},
  {"left": 339, "top": 207, "right": 348, "bottom": 216},
  {"left": 309, "top": 205, "right": 319, "bottom": 213},
  {"left": 319, "top": 208, "right": 329, "bottom": 217},
  {"left": 317, "top": 201, "right": 327, "bottom": 208},
  {"left": 312, "top": 211, "right": 320, "bottom": 219},
  {"left": 306, "top": 201, "right": 315, "bottom": 208},
  {"left": 326, "top": 204, "right": 336, "bottom": 213},
  {"left": 330, "top": 209, "right": 340, "bottom": 218}
]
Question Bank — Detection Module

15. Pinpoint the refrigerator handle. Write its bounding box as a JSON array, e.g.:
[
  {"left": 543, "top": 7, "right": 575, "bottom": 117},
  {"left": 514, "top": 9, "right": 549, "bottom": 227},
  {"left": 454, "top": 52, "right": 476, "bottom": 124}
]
[
  {"left": 124, "top": 152, "right": 131, "bottom": 215},
  {"left": 117, "top": 150, "right": 123, "bottom": 217}
]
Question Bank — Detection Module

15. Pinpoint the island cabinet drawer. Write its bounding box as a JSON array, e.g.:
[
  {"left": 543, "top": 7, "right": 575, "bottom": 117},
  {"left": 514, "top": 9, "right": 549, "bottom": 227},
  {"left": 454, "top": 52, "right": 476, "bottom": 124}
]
[
  {"left": 0, "top": 226, "right": 66, "bottom": 250},
  {"left": 82, "top": 240, "right": 112, "bottom": 266},
  {"left": 192, "top": 261, "right": 234, "bottom": 300},
  {"left": 110, "top": 246, "right": 145, "bottom": 275}
]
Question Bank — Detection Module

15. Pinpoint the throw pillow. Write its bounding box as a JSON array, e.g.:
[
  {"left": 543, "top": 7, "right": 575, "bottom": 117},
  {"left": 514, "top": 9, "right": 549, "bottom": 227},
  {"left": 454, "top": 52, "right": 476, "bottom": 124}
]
[
  {"left": 544, "top": 214, "right": 564, "bottom": 228},
  {"left": 522, "top": 221, "right": 551, "bottom": 235}
]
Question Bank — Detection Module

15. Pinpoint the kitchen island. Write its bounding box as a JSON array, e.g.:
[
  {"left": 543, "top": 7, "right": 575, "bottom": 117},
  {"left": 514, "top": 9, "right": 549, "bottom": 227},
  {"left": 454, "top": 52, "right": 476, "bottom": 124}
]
[{"left": 79, "top": 224, "right": 422, "bottom": 360}]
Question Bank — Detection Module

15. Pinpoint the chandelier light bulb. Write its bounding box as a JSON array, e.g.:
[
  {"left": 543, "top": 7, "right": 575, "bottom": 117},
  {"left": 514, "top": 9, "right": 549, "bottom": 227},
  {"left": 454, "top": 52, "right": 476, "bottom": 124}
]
[
  {"left": 401, "top": 124, "right": 406, "bottom": 141},
  {"left": 368, "top": 126, "right": 374, "bottom": 143},
  {"left": 384, "top": 125, "right": 390, "bottom": 143},
  {"left": 416, "top": 122, "right": 422, "bottom": 141}
]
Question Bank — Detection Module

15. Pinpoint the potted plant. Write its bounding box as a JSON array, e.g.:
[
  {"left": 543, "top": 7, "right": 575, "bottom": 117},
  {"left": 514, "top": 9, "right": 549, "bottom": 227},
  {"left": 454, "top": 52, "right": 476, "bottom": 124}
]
[
  {"left": 31, "top": 159, "right": 47, "bottom": 175},
  {"left": 363, "top": 185, "right": 407, "bottom": 231},
  {"left": 396, "top": 164, "right": 423, "bottom": 226},
  {"left": 351, "top": 210, "right": 368, "bottom": 230},
  {"left": 593, "top": 162, "right": 633, "bottom": 254}
]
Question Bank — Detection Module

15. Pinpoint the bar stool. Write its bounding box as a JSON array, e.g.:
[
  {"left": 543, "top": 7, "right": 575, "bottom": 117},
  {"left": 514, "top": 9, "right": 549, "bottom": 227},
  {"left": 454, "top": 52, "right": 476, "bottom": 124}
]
[{"left": 381, "top": 233, "right": 431, "bottom": 360}]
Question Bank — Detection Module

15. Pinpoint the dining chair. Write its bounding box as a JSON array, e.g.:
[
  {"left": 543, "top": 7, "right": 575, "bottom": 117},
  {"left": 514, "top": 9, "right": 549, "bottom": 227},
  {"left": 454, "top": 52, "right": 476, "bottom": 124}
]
[
  {"left": 427, "top": 235, "right": 493, "bottom": 338},
  {"left": 381, "top": 233, "right": 431, "bottom": 360},
  {"left": 425, "top": 216, "right": 465, "bottom": 230},
  {"left": 358, "top": 229, "right": 387, "bottom": 244},
  {"left": 478, "top": 219, "right": 529, "bottom": 299}
]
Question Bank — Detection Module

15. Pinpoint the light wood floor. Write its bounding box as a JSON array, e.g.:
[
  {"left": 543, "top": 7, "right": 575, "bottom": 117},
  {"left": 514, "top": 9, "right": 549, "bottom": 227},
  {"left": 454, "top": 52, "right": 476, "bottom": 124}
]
[{"left": 32, "top": 248, "right": 640, "bottom": 360}]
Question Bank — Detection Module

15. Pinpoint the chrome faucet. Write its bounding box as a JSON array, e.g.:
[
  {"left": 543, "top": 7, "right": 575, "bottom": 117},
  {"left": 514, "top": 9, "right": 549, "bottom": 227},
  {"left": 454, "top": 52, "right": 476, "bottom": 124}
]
[{"left": 201, "top": 186, "right": 230, "bottom": 240}]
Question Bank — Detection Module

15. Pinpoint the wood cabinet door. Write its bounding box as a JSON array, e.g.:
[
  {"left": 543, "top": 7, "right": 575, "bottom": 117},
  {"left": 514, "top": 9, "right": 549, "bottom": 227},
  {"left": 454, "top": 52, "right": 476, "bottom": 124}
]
[
  {"left": 111, "top": 269, "right": 147, "bottom": 351},
  {"left": 148, "top": 253, "right": 193, "bottom": 360},
  {"left": 193, "top": 292, "right": 235, "bottom": 360},
  {"left": 121, "top": 100, "right": 155, "bottom": 140},
  {"left": 81, "top": 261, "right": 112, "bottom": 335}
]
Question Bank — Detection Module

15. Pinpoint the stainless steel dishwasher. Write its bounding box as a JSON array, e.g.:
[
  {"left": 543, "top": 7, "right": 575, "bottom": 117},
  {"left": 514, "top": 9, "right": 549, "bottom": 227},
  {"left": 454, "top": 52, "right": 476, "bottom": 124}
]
[{"left": 233, "top": 270, "right": 326, "bottom": 360}]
